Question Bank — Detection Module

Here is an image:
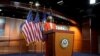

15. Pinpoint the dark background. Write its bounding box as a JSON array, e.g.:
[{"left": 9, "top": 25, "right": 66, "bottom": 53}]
[{"left": 0, "top": 0, "right": 100, "bottom": 28}]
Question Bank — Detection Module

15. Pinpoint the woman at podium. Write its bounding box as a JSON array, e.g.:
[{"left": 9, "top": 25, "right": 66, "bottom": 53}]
[{"left": 44, "top": 16, "right": 56, "bottom": 31}]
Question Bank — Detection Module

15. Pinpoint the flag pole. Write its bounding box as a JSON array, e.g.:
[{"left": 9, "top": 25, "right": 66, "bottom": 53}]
[
  {"left": 42, "top": 6, "right": 45, "bottom": 31},
  {"left": 29, "top": 1, "right": 36, "bottom": 54},
  {"left": 34, "top": 1, "right": 38, "bottom": 54},
  {"left": 35, "top": 1, "right": 41, "bottom": 53},
  {"left": 41, "top": 6, "right": 46, "bottom": 53},
  {"left": 43, "top": 6, "right": 46, "bottom": 23}
]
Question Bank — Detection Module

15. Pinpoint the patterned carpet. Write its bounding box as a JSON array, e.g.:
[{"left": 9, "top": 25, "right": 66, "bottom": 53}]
[{"left": 0, "top": 52, "right": 99, "bottom": 56}]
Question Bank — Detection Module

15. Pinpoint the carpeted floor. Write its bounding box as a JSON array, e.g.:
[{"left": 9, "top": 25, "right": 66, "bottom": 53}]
[
  {"left": 0, "top": 52, "right": 99, "bottom": 56},
  {"left": 73, "top": 52, "right": 99, "bottom": 56}
]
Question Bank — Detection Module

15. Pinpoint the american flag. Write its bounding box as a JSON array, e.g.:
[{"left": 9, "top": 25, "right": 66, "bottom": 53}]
[
  {"left": 34, "top": 12, "right": 43, "bottom": 41},
  {"left": 22, "top": 10, "right": 43, "bottom": 44},
  {"left": 21, "top": 10, "right": 35, "bottom": 44}
]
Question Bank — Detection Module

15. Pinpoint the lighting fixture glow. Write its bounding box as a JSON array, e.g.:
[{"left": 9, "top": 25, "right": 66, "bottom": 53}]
[
  {"left": 0, "top": 9, "right": 2, "bottom": 12},
  {"left": 57, "top": 0, "right": 63, "bottom": 4},
  {"left": 57, "top": 0, "right": 64, "bottom": 5},
  {"left": 90, "top": 0, "right": 96, "bottom": 4},
  {"left": 14, "top": 2, "right": 20, "bottom": 7},
  {"left": 35, "top": 2, "right": 40, "bottom": 7},
  {"left": 29, "top": 1, "right": 33, "bottom": 4}
]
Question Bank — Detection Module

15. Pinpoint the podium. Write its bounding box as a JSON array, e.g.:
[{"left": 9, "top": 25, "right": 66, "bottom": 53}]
[{"left": 44, "top": 30, "right": 74, "bottom": 56}]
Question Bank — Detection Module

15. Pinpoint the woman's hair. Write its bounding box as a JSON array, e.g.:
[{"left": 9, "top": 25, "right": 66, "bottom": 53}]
[{"left": 47, "top": 16, "right": 54, "bottom": 22}]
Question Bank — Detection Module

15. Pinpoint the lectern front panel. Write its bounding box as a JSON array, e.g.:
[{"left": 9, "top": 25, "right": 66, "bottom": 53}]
[
  {"left": 55, "top": 32, "right": 74, "bottom": 56},
  {"left": 45, "top": 30, "right": 74, "bottom": 56}
]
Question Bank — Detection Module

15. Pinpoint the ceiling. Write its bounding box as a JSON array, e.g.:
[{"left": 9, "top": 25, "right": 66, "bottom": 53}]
[{"left": 0, "top": 0, "right": 100, "bottom": 27}]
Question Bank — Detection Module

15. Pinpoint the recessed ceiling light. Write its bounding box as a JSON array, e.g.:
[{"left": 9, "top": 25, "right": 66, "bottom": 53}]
[
  {"left": 35, "top": 2, "right": 40, "bottom": 7},
  {"left": 90, "top": 0, "right": 96, "bottom": 5}
]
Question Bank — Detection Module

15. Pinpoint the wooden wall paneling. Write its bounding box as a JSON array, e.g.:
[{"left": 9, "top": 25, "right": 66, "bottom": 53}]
[{"left": 0, "top": 17, "right": 28, "bottom": 54}]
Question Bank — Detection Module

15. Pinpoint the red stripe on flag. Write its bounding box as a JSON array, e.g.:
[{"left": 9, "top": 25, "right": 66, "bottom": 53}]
[
  {"left": 26, "top": 21, "right": 33, "bottom": 40},
  {"left": 22, "top": 24, "right": 30, "bottom": 44},
  {"left": 34, "top": 22, "right": 43, "bottom": 41}
]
